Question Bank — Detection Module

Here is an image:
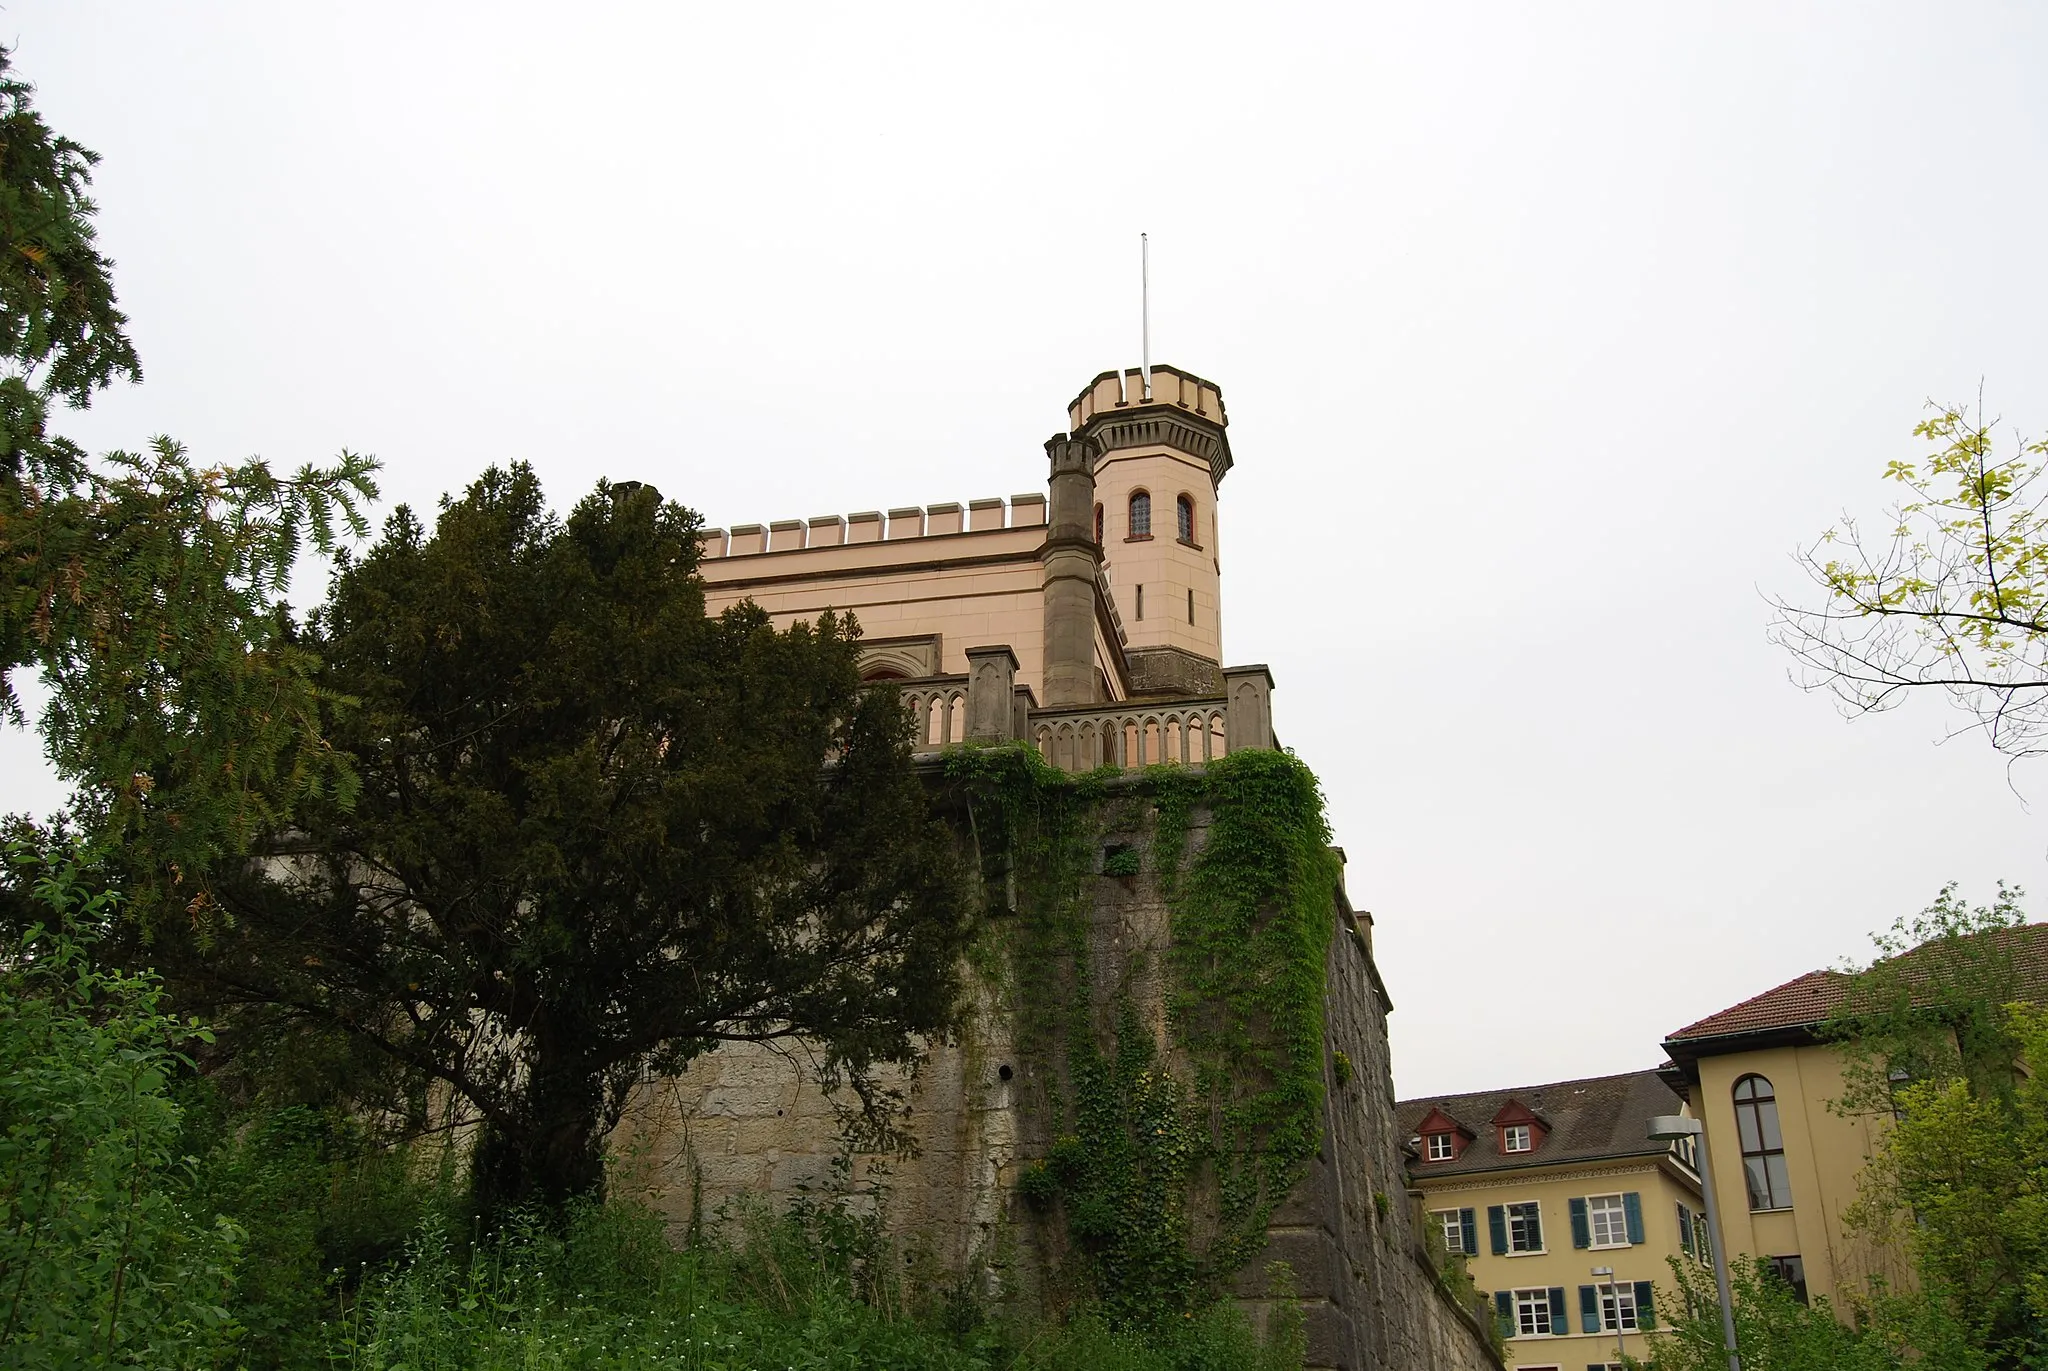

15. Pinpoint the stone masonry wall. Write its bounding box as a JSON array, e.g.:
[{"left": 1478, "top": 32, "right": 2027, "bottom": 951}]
[{"left": 609, "top": 797, "right": 1497, "bottom": 1371}]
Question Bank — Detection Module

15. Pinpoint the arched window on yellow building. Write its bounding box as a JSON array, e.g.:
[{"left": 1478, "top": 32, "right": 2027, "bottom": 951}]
[{"left": 1734, "top": 1074, "right": 1792, "bottom": 1211}]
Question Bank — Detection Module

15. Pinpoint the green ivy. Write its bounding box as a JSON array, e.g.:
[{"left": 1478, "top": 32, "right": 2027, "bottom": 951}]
[{"left": 941, "top": 745, "right": 1338, "bottom": 1324}]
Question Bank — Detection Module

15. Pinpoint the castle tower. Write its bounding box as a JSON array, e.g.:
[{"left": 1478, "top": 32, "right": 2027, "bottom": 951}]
[{"left": 1068, "top": 364, "right": 1232, "bottom": 695}]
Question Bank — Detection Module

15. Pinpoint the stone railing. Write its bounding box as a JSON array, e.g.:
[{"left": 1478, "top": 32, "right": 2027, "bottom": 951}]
[
  {"left": 1030, "top": 699, "right": 1226, "bottom": 771},
  {"left": 884, "top": 648, "right": 1274, "bottom": 774},
  {"left": 899, "top": 674, "right": 970, "bottom": 752}
]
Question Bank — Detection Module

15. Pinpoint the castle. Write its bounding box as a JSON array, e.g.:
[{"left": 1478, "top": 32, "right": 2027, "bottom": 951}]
[
  {"left": 692, "top": 364, "right": 1271, "bottom": 767},
  {"left": 613, "top": 366, "right": 1500, "bottom": 1371}
]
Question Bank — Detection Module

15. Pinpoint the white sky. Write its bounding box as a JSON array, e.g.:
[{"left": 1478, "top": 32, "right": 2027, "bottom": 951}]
[{"left": 4, "top": 3, "right": 2046, "bottom": 1098}]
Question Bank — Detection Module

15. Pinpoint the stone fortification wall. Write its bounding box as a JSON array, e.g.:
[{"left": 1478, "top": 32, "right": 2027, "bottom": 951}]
[{"left": 610, "top": 773, "right": 1495, "bottom": 1371}]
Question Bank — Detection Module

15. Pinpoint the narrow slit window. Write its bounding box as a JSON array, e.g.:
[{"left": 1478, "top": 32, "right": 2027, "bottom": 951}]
[
  {"left": 1187, "top": 588, "right": 1195, "bottom": 624},
  {"left": 1094, "top": 502, "right": 1103, "bottom": 544},
  {"left": 1135, "top": 584, "right": 1145, "bottom": 620}
]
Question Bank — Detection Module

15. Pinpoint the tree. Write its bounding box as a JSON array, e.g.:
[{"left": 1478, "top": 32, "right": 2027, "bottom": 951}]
[
  {"left": 1643, "top": 1254, "right": 1986, "bottom": 1371},
  {"left": 0, "top": 47, "right": 377, "bottom": 909},
  {"left": 1817, "top": 894, "right": 2048, "bottom": 1365},
  {"left": 1771, "top": 400, "right": 2048, "bottom": 759},
  {"left": 177, "top": 465, "right": 971, "bottom": 1212}
]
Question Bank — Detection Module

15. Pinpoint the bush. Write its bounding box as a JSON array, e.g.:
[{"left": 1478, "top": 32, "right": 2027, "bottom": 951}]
[
  {"left": 0, "top": 851, "right": 241, "bottom": 1370},
  {"left": 331, "top": 1196, "right": 1304, "bottom": 1371}
]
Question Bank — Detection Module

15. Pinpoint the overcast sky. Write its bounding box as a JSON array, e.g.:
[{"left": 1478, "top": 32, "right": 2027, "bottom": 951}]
[{"left": 4, "top": 4, "right": 2046, "bottom": 1099}]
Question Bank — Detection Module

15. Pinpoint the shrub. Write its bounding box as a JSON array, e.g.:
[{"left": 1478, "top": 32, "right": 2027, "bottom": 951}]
[{"left": 0, "top": 850, "right": 241, "bottom": 1369}]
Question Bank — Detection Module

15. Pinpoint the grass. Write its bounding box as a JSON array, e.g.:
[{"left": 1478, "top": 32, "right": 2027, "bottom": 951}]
[{"left": 328, "top": 1198, "right": 1304, "bottom": 1371}]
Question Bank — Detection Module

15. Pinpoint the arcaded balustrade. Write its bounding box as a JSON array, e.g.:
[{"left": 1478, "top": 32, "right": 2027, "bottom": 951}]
[
  {"left": 1030, "top": 700, "right": 1227, "bottom": 772},
  {"left": 872, "top": 652, "right": 1273, "bottom": 774}
]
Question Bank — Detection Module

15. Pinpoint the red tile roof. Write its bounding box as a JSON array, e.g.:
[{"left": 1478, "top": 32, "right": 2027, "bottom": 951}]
[{"left": 1666, "top": 922, "right": 2048, "bottom": 1044}]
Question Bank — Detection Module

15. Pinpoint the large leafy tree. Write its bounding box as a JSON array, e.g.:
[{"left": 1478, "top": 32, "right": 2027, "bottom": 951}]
[
  {"left": 1771, "top": 399, "right": 2048, "bottom": 759},
  {"left": 179, "top": 466, "right": 971, "bottom": 1211},
  {"left": 0, "top": 47, "right": 376, "bottom": 908}
]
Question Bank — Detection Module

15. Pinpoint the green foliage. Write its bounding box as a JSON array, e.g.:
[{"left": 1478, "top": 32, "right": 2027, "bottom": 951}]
[
  {"left": 1842, "top": 1004, "right": 2048, "bottom": 1363},
  {"left": 1101, "top": 847, "right": 1142, "bottom": 878},
  {"left": 1773, "top": 398, "right": 2048, "bottom": 757},
  {"left": 1641, "top": 1255, "right": 1987, "bottom": 1371},
  {"left": 0, "top": 846, "right": 240, "bottom": 1369},
  {"left": 178, "top": 1098, "right": 461, "bottom": 1370},
  {"left": 1825, "top": 881, "right": 2031, "bottom": 1112},
  {"left": 180, "top": 464, "right": 969, "bottom": 1214},
  {"left": 0, "top": 48, "right": 139, "bottom": 414},
  {"left": 330, "top": 1196, "right": 1299, "bottom": 1371},
  {"left": 943, "top": 746, "right": 1337, "bottom": 1325},
  {"left": 0, "top": 46, "right": 380, "bottom": 911},
  {"left": 1161, "top": 751, "right": 1336, "bottom": 1280}
]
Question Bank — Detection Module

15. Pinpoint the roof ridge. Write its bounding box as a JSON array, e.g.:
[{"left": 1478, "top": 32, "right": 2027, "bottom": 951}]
[{"left": 1396, "top": 1066, "right": 1666, "bottom": 1110}]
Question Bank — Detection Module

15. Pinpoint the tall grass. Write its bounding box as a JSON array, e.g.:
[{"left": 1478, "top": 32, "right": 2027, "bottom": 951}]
[{"left": 330, "top": 1199, "right": 1303, "bottom": 1371}]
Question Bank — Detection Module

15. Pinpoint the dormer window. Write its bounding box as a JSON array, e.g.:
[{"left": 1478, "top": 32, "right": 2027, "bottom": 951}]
[
  {"left": 1425, "top": 1132, "right": 1455, "bottom": 1161},
  {"left": 1502, "top": 1124, "right": 1532, "bottom": 1153}
]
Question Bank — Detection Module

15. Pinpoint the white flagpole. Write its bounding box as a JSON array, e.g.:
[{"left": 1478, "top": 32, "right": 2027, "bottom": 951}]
[{"left": 1140, "top": 232, "right": 1151, "bottom": 400}]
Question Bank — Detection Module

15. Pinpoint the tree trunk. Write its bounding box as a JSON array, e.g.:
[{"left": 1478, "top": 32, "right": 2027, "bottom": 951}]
[{"left": 471, "top": 1057, "right": 606, "bottom": 1224}]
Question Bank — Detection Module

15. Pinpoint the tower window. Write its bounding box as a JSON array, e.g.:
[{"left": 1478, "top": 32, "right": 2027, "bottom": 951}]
[
  {"left": 1734, "top": 1075, "right": 1792, "bottom": 1211},
  {"left": 1128, "top": 490, "right": 1151, "bottom": 539},
  {"left": 1094, "top": 503, "right": 1103, "bottom": 544},
  {"left": 1188, "top": 588, "right": 1195, "bottom": 624},
  {"left": 1135, "top": 584, "right": 1144, "bottom": 620},
  {"left": 1177, "top": 494, "right": 1196, "bottom": 544}
]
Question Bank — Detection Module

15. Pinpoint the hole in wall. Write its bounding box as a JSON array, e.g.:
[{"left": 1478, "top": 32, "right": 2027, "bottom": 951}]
[{"left": 998, "top": 1063, "right": 1014, "bottom": 1082}]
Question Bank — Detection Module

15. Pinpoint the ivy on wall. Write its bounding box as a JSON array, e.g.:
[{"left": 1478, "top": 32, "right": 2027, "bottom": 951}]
[{"left": 942, "top": 745, "right": 1339, "bottom": 1323}]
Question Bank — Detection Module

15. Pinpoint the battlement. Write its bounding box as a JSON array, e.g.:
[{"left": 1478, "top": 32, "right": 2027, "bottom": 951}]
[
  {"left": 698, "top": 492, "right": 1047, "bottom": 559},
  {"left": 1066, "top": 362, "right": 1228, "bottom": 434}
]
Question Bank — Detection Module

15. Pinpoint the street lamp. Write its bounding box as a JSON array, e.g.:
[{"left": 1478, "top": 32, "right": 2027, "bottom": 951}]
[
  {"left": 1649, "top": 1114, "right": 1740, "bottom": 1371},
  {"left": 1591, "top": 1263, "right": 1628, "bottom": 1365}
]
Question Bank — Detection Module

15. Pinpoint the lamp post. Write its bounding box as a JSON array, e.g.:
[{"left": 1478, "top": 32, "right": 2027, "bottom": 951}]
[
  {"left": 1591, "top": 1263, "right": 1627, "bottom": 1366},
  {"left": 1649, "top": 1114, "right": 1739, "bottom": 1371}
]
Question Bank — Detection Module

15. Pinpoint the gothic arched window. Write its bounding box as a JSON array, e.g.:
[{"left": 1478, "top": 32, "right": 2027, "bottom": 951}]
[
  {"left": 1094, "top": 503, "right": 1104, "bottom": 544},
  {"left": 1129, "top": 490, "right": 1151, "bottom": 539},
  {"left": 1177, "top": 494, "right": 1195, "bottom": 544}
]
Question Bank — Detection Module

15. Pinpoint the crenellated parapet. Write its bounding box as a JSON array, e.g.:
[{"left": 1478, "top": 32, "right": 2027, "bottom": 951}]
[{"left": 697, "top": 493, "right": 1046, "bottom": 560}]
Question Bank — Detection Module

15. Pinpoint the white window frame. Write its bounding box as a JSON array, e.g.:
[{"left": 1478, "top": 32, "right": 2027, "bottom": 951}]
[
  {"left": 1600, "top": 1281, "right": 1640, "bottom": 1332},
  {"left": 1586, "top": 1192, "right": 1630, "bottom": 1249},
  {"left": 1513, "top": 1287, "right": 1554, "bottom": 1337},
  {"left": 1425, "top": 1132, "right": 1455, "bottom": 1161},
  {"left": 1433, "top": 1208, "right": 1465, "bottom": 1254},
  {"left": 1507, "top": 1200, "right": 1543, "bottom": 1253},
  {"left": 1503, "top": 1123, "right": 1532, "bottom": 1152}
]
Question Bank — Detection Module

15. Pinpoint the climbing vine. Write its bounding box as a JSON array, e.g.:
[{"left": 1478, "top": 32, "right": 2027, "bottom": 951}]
[{"left": 942, "top": 744, "right": 1338, "bottom": 1324}]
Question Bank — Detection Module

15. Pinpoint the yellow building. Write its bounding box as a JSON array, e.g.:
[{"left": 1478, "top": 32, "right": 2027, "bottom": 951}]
[
  {"left": 1399, "top": 1071, "right": 1708, "bottom": 1371},
  {"left": 1660, "top": 922, "right": 2048, "bottom": 1315}
]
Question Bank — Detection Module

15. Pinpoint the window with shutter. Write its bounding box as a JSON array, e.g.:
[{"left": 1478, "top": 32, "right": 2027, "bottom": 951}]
[{"left": 1506, "top": 1201, "right": 1543, "bottom": 1252}]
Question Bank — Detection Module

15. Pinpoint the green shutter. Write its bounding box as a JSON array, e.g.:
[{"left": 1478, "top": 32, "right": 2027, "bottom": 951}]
[
  {"left": 1635, "top": 1280, "right": 1657, "bottom": 1329},
  {"left": 1677, "top": 1202, "right": 1693, "bottom": 1256},
  {"left": 1460, "top": 1208, "right": 1477, "bottom": 1257},
  {"left": 1494, "top": 1290, "right": 1514, "bottom": 1337},
  {"left": 1548, "top": 1287, "right": 1568, "bottom": 1337},
  {"left": 1623, "top": 1191, "right": 1645, "bottom": 1244},
  {"left": 1578, "top": 1284, "right": 1600, "bottom": 1333},
  {"left": 1488, "top": 1205, "right": 1508, "bottom": 1255},
  {"left": 1529, "top": 1203, "right": 1544, "bottom": 1251},
  {"left": 1569, "top": 1196, "right": 1590, "bottom": 1248}
]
